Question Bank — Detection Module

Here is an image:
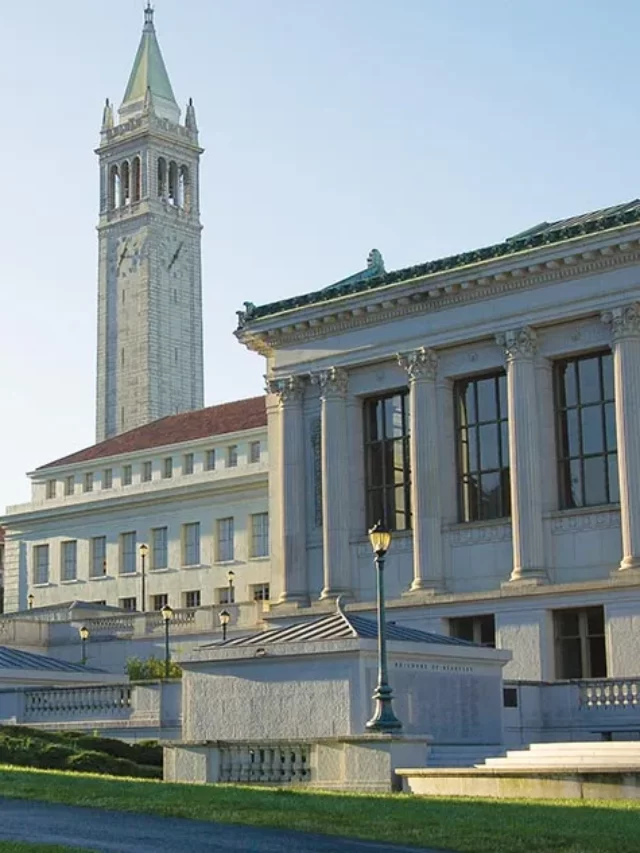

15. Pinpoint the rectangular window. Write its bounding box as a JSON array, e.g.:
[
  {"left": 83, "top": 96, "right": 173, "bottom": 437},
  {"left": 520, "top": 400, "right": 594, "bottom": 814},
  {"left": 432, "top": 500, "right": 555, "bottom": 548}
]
[
  {"left": 163, "top": 457, "right": 173, "bottom": 479},
  {"left": 152, "top": 593, "right": 168, "bottom": 611},
  {"left": 90, "top": 536, "right": 107, "bottom": 577},
  {"left": 554, "top": 606, "right": 607, "bottom": 679},
  {"left": 250, "top": 512, "right": 269, "bottom": 558},
  {"left": 455, "top": 372, "right": 510, "bottom": 522},
  {"left": 64, "top": 475, "right": 75, "bottom": 496},
  {"left": 555, "top": 352, "right": 618, "bottom": 509},
  {"left": 142, "top": 461, "right": 153, "bottom": 482},
  {"left": 46, "top": 480, "right": 56, "bottom": 499},
  {"left": 61, "top": 540, "right": 77, "bottom": 582},
  {"left": 251, "top": 583, "right": 270, "bottom": 602},
  {"left": 120, "top": 597, "right": 137, "bottom": 611},
  {"left": 205, "top": 449, "right": 216, "bottom": 471},
  {"left": 120, "top": 531, "right": 137, "bottom": 574},
  {"left": 84, "top": 472, "right": 94, "bottom": 493},
  {"left": 103, "top": 468, "right": 113, "bottom": 489},
  {"left": 217, "top": 517, "right": 234, "bottom": 562},
  {"left": 152, "top": 527, "right": 168, "bottom": 570},
  {"left": 33, "top": 544, "right": 49, "bottom": 585},
  {"left": 449, "top": 614, "right": 496, "bottom": 647},
  {"left": 183, "top": 522, "right": 201, "bottom": 566},
  {"left": 183, "top": 453, "right": 194, "bottom": 475},
  {"left": 216, "top": 587, "right": 235, "bottom": 605},
  {"left": 122, "top": 465, "right": 132, "bottom": 486},
  {"left": 364, "top": 392, "right": 411, "bottom": 531},
  {"left": 227, "top": 445, "right": 238, "bottom": 468},
  {"left": 184, "top": 590, "right": 201, "bottom": 609},
  {"left": 250, "top": 441, "right": 261, "bottom": 464}
]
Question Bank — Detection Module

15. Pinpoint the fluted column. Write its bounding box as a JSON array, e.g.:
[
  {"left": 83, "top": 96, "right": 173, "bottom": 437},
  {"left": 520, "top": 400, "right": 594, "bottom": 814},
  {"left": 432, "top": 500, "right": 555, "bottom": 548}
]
[
  {"left": 602, "top": 303, "right": 640, "bottom": 571},
  {"left": 267, "top": 376, "right": 308, "bottom": 603},
  {"left": 313, "top": 367, "right": 352, "bottom": 599},
  {"left": 397, "top": 348, "right": 444, "bottom": 592},
  {"left": 496, "top": 327, "right": 547, "bottom": 582}
]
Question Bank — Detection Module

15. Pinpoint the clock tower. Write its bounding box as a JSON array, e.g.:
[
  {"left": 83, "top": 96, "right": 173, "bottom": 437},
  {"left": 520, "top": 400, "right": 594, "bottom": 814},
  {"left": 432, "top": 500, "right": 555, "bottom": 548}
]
[{"left": 96, "top": 4, "right": 204, "bottom": 441}]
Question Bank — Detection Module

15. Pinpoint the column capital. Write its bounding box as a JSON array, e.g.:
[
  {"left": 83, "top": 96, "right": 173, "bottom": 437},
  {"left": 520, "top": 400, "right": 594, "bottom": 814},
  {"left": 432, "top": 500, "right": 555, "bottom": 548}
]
[
  {"left": 601, "top": 302, "right": 640, "bottom": 341},
  {"left": 265, "top": 374, "right": 305, "bottom": 404},
  {"left": 397, "top": 347, "right": 438, "bottom": 382},
  {"left": 311, "top": 367, "right": 348, "bottom": 398},
  {"left": 496, "top": 326, "right": 538, "bottom": 362}
]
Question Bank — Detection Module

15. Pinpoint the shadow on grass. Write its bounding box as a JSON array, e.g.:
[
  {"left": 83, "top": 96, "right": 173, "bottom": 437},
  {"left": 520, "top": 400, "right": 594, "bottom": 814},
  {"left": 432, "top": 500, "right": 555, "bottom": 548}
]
[{"left": 0, "top": 766, "right": 638, "bottom": 853}]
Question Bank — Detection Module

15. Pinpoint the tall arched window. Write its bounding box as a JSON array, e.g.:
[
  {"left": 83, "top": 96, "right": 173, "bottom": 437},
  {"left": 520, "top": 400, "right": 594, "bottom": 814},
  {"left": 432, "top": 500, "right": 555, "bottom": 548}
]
[
  {"left": 121, "top": 160, "right": 130, "bottom": 206},
  {"left": 178, "top": 165, "right": 190, "bottom": 210},
  {"left": 157, "top": 157, "right": 167, "bottom": 198},
  {"left": 132, "top": 156, "right": 142, "bottom": 203},
  {"left": 109, "top": 165, "right": 120, "bottom": 210},
  {"left": 168, "top": 161, "right": 178, "bottom": 206}
]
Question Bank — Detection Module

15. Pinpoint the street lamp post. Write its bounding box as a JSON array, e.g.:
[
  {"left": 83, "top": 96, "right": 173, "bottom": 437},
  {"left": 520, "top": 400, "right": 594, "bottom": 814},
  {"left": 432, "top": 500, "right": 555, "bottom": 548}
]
[
  {"left": 226, "top": 570, "right": 235, "bottom": 603},
  {"left": 79, "top": 625, "right": 89, "bottom": 665},
  {"left": 161, "top": 604, "right": 174, "bottom": 678},
  {"left": 27, "top": 594, "right": 34, "bottom": 610},
  {"left": 366, "top": 520, "right": 402, "bottom": 733},
  {"left": 139, "top": 544, "right": 149, "bottom": 612},
  {"left": 219, "top": 609, "right": 230, "bottom": 642}
]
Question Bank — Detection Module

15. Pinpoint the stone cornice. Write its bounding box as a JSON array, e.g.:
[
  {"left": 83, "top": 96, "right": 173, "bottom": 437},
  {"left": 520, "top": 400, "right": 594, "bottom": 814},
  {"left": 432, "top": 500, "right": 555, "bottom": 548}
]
[{"left": 237, "top": 233, "right": 640, "bottom": 356}]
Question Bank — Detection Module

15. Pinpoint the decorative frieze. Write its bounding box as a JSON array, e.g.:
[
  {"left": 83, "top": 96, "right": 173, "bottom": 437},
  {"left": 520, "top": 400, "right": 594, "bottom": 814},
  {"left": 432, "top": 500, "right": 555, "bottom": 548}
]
[
  {"left": 495, "top": 327, "right": 538, "bottom": 362},
  {"left": 549, "top": 510, "right": 621, "bottom": 535},
  {"left": 601, "top": 302, "right": 640, "bottom": 341},
  {"left": 447, "top": 523, "right": 512, "bottom": 547},
  {"left": 397, "top": 347, "right": 438, "bottom": 382}
]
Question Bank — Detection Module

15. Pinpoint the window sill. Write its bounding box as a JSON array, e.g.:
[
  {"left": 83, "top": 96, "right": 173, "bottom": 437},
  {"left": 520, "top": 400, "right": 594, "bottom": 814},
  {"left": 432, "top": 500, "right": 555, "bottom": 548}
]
[
  {"left": 60, "top": 579, "right": 80, "bottom": 585},
  {"left": 181, "top": 563, "right": 210, "bottom": 571},
  {"left": 88, "top": 575, "right": 111, "bottom": 582},
  {"left": 32, "top": 582, "right": 52, "bottom": 589},
  {"left": 545, "top": 503, "right": 620, "bottom": 520},
  {"left": 149, "top": 567, "right": 173, "bottom": 574},
  {"left": 249, "top": 555, "right": 270, "bottom": 562},
  {"left": 213, "top": 559, "right": 237, "bottom": 567}
]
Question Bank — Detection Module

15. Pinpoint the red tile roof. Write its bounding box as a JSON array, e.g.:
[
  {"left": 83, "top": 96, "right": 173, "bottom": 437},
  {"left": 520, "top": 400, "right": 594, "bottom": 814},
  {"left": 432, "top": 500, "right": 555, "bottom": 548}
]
[{"left": 37, "top": 397, "right": 267, "bottom": 471}]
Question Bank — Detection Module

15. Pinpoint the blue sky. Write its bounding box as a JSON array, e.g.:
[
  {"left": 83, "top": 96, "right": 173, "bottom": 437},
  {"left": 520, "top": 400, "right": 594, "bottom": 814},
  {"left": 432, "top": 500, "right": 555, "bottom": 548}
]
[{"left": 0, "top": 0, "right": 637, "bottom": 510}]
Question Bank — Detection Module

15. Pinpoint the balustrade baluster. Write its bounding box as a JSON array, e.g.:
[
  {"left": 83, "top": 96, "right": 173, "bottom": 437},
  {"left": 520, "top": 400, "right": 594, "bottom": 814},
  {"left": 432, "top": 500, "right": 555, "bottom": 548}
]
[
  {"left": 239, "top": 746, "right": 251, "bottom": 782},
  {"left": 220, "top": 747, "right": 232, "bottom": 782}
]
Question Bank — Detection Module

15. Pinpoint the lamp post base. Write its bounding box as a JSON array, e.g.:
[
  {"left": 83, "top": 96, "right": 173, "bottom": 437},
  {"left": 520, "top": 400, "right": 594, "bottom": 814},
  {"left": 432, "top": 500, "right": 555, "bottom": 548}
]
[{"left": 366, "top": 684, "right": 402, "bottom": 733}]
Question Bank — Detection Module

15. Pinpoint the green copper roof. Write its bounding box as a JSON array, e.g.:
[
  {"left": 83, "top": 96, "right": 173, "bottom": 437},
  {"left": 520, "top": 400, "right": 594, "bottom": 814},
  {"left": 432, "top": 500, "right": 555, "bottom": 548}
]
[
  {"left": 120, "top": 4, "right": 179, "bottom": 123},
  {"left": 238, "top": 199, "right": 640, "bottom": 326}
]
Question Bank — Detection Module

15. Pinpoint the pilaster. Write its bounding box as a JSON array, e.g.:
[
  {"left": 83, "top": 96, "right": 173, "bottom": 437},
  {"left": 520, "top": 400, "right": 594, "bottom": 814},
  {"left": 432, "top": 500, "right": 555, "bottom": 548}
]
[
  {"left": 267, "top": 376, "right": 309, "bottom": 603},
  {"left": 312, "top": 368, "right": 352, "bottom": 600},
  {"left": 602, "top": 303, "right": 640, "bottom": 572},
  {"left": 495, "top": 327, "right": 547, "bottom": 583},
  {"left": 397, "top": 348, "right": 444, "bottom": 592}
]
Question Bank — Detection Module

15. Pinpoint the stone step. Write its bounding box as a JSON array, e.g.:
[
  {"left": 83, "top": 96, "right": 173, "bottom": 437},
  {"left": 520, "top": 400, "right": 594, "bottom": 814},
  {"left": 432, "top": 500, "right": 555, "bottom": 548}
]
[
  {"left": 482, "top": 757, "right": 640, "bottom": 768},
  {"left": 480, "top": 741, "right": 640, "bottom": 769},
  {"left": 528, "top": 742, "right": 640, "bottom": 752}
]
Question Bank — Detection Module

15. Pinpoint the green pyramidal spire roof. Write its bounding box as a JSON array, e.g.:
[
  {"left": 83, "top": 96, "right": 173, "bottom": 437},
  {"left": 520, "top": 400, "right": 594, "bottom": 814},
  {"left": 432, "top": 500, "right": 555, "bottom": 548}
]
[{"left": 119, "top": 4, "right": 180, "bottom": 123}]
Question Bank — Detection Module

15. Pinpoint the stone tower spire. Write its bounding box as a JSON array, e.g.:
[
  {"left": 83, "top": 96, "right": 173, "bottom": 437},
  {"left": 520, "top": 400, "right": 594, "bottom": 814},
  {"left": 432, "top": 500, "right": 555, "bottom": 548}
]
[{"left": 95, "top": 6, "right": 205, "bottom": 442}]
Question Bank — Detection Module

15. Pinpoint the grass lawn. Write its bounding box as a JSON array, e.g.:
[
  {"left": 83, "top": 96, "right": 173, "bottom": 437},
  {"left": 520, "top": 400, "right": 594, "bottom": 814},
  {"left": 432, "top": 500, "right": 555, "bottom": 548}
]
[{"left": 0, "top": 765, "right": 639, "bottom": 853}]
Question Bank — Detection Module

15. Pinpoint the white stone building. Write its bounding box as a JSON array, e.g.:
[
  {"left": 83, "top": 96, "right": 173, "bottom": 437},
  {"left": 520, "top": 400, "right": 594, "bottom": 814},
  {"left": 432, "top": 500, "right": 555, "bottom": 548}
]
[
  {"left": 236, "top": 205, "right": 640, "bottom": 689},
  {"left": 2, "top": 398, "right": 270, "bottom": 615}
]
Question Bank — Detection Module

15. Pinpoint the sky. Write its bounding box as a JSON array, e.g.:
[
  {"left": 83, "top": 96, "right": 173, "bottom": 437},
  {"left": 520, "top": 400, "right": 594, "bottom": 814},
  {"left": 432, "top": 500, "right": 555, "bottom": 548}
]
[{"left": 1, "top": 0, "right": 639, "bottom": 512}]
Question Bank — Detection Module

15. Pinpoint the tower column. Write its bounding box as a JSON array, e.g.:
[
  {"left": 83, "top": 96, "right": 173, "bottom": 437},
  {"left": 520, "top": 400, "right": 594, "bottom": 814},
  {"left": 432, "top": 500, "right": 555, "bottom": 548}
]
[
  {"left": 496, "top": 327, "right": 547, "bottom": 583},
  {"left": 397, "top": 348, "right": 444, "bottom": 592},
  {"left": 267, "top": 377, "right": 308, "bottom": 603},
  {"left": 314, "top": 368, "right": 352, "bottom": 600},
  {"left": 602, "top": 303, "right": 640, "bottom": 571}
]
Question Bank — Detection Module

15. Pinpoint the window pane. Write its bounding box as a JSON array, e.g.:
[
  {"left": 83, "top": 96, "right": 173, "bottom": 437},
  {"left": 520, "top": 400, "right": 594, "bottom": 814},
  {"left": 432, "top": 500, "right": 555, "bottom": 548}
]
[
  {"left": 368, "top": 489, "right": 385, "bottom": 528},
  {"left": 581, "top": 407, "right": 604, "bottom": 455},
  {"left": 368, "top": 444, "right": 383, "bottom": 488},
  {"left": 458, "top": 382, "right": 475, "bottom": 426},
  {"left": 479, "top": 424, "right": 499, "bottom": 471},
  {"left": 500, "top": 422, "right": 509, "bottom": 465},
  {"left": 394, "top": 486, "right": 407, "bottom": 530},
  {"left": 464, "top": 426, "right": 478, "bottom": 472},
  {"left": 608, "top": 455, "right": 620, "bottom": 503},
  {"left": 557, "top": 638, "right": 583, "bottom": 679},
  {"left": 583, "top": 456, "right": 607, "bottom": 506},
  {"left": 586, "top": 606, "right": 604, "bottom": 635},
  {"left": 601, "top": 353, "right": 614, "bottom": 400},
  {"left": 569, "top": 459, "right": 584, "bottom": 507},
  {"left": 498, "top": 374, "right": 508, "bottom": 420},
  {"left": 393, "top": 441, "right": 406, "bottom": 485},
  {"left": 364, "top": 392, "right": 410, "bottom": 531},
  {"left": 605, "top": 403, "right": 617, "bottom": 452},
  {"left": 562, "top": 361, "right": 578, "bottom": 408},
  {"left": 476, "top": 378, "right": 497, "bottom": 422},
  {"left": 588, "top": 637, "right": 607, "bottom": 678},
  {"left": 479, "top": 471, "right": 502, "bottom": 520},
  {"left": 556, "top": 610, "right": 580, "bottom": 638},
  {"left": 578, "top": 357, "right": 601, "bottom": 404},
  {"left": 564, "top": 409, "right": 580, "bottom": 458}
]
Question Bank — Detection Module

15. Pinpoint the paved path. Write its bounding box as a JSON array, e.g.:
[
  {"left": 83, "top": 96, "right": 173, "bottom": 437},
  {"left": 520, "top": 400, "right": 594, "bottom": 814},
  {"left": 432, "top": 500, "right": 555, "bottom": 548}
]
[{"left": 0, "top": 798, "right": 449, "bottom": 853}]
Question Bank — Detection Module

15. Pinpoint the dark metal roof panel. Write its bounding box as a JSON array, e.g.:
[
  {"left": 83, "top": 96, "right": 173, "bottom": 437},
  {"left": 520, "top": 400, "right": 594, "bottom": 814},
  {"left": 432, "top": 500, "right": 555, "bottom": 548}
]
[{"left": 0, "top": 646, "right": 105, "bottom": 673}]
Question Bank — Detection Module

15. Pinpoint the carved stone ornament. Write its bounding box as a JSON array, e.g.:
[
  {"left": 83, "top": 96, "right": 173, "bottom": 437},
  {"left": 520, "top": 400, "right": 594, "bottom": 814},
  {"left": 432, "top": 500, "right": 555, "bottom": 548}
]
[
  {"left": 311, "top": 367, "right": 348, "bottom": 397},
  {"left": 495, "top": 326, "right": 538, "bottom": 362},
  {"left": 397, "top": 347, "right": 438, "bottom": 381},
  {"left": 265, "top": 374, "right": 305, "bottom": 403},
  {"left": 601, "top": 302, "right": 640, "bottom": 341}
]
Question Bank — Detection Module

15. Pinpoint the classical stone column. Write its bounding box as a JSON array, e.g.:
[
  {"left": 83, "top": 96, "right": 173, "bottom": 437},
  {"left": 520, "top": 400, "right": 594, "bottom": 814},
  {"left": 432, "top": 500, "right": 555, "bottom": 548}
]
[
  {"left": 397, "top": 347, "right": 444, "bottom": 592},
  {"left": 313, "top": 367, "right": 352, "bottom": 600},
  {"left": 495, "top": 327, "right": 547, "bottom": 582},
  {"left": 602, "top": 303, "right": 640, "bottom": 571},
  {"left": 267, "top": 376, "right": 308, "bottom": 603}
]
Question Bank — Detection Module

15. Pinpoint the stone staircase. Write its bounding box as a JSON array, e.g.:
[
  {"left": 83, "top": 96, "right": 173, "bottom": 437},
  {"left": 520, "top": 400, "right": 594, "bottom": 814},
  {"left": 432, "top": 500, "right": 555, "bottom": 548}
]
[
  {"left": 478, "top": 741, "right": 640, "bottom": 770},
  {"left": 427, "top": 745, "right": 506, "bottom": 767}
]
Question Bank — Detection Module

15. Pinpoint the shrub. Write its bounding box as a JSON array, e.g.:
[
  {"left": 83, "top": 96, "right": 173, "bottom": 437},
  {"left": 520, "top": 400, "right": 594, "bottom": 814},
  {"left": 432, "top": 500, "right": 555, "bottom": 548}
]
[
  {"left": 125, "top": 656, "right": 182, "bottom": 681},
  {"left": 128, "top": 740, "right": 163, "bottom": 768},
  {"left": 66, "top": 750, "right": 161, "bottom": 779}
]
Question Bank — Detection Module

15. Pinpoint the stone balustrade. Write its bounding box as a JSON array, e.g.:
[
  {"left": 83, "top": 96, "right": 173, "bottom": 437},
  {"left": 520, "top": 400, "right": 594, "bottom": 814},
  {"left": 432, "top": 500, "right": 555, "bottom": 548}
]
[
  {"left": 579, "top": 678, "right": 640, "bottom": 709},
  {"left": 23, "top": 684, "right": 132, "bottom": 721},
  {"left": 218, "top": 742, "right": 311, "bottom": 783}
]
